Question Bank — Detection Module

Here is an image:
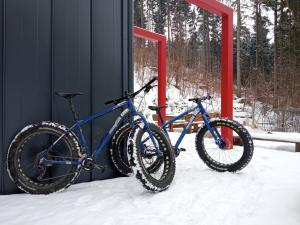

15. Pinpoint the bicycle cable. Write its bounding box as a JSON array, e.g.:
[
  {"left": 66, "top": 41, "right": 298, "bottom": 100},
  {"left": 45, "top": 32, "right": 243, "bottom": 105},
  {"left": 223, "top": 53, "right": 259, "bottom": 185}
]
[{"left": 136, "top": 91, "right": 147, "bottom": 112}]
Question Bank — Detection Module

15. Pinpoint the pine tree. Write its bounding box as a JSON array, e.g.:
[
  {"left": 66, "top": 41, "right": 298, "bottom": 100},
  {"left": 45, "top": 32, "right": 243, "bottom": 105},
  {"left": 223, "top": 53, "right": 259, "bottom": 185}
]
[
  {"left": 134, "top": 0, "right": 146, "bottom": 28},
  {"left": 153, "top": 0, "right": 167, "bottom": 34},
  {"left": 187, "top": 8, "right": 199, "bottom": 68},
  {"left": 252, "top": 0, "right": 273, "bottom": 78},
  {"left": 210, "top": 15, "right": 221, "bottom": 77},
  {"left": 170, "top": 0, "right": 190, "bottom": 86}
]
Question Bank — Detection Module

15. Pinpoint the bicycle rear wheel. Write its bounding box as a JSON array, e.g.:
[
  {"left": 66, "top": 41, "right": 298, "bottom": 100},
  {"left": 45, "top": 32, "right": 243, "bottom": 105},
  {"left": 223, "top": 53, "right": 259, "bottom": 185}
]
[
  {"left": 195, "top": 119, "right": 254, "bottom": 172},
  {"left": 127, "top": 123, "right": 176, "bottom": 192},
  {"left": 7, "top": 122, "right": 81, "bottom": 194}
]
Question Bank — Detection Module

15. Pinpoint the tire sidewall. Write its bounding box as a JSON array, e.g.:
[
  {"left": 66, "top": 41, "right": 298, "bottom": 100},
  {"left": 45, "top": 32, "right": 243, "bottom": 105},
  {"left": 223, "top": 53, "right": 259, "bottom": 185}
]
[
  {"left": 195, "top": 119, "right": 254, "bottom": 172},
  {"left": 109, "top": 123, "right": 133, "bottom": 176},
  {"left": 7, "top": 122, "right": 81, "bottom": 194},
  {"left": 127, "top": 123, "right": 176, "bottom": 192}
]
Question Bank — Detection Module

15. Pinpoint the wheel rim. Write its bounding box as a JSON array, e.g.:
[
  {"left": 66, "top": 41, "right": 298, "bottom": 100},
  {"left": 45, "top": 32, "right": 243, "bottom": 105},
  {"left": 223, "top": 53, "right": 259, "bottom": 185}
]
[
  {"left": 116, "top": 127, "right": 131, "bottom": 171},
  {"left": 202, "top": 125, "right": 244, "bottom": 167},
  {"left": 139, "top": 131, "right": 167, "bottom": 181},
  {"left": 116, "top": 126, "right": 163, "bottom": 174},
  {"left": 15, "top": 130, "right": 77, "bottom": 187}
]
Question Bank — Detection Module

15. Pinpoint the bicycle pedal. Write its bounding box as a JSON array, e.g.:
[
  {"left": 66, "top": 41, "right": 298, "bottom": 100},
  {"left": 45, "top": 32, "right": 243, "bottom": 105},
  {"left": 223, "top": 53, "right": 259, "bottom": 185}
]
[
  {"left": 172, "top": 146, "right": 185, "bottom": 157},
  {"left": 179, "top": 148, "right": 187, "bottom": 152}
]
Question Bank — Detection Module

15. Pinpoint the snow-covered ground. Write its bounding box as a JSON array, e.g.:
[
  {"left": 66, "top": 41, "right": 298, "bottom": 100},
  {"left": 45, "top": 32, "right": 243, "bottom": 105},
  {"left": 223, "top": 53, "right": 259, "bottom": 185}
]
[{"left": 1, "top": 133, "right": 300, "bottom": 225}]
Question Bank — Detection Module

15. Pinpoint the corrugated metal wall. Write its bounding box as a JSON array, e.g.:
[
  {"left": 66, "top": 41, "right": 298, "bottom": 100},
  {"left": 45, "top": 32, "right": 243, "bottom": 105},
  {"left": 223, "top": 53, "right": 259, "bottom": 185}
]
[{"left": 0, "top": 0, "right": 133, "bottom": 194}]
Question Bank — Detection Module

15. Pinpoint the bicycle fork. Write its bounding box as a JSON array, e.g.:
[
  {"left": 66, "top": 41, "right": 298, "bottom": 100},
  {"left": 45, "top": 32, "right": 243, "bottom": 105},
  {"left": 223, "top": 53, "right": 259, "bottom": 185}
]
[
  {"left": 132, "top": 114, "right": 162, "bottom": 157},
  {"left": 198, "top": 104, "right": 226, "bottom": 149}
]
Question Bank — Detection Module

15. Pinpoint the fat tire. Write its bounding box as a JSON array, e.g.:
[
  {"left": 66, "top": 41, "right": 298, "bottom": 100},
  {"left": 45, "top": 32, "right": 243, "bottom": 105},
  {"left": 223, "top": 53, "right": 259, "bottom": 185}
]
[
  {"left": 109, "top": 122, "right": 163, "bottom": 176},
  {"left": 109, "top": 123, "right": 133, "bottom": 176},
  {"left": 7, "top": 122, "right": 82, "bottom": 194},
  {"left": 195, "top": 119, "right": 254, "bottom": 172},
  {"left": 127, "top": 123, "right": 176, "bottom": 192}
]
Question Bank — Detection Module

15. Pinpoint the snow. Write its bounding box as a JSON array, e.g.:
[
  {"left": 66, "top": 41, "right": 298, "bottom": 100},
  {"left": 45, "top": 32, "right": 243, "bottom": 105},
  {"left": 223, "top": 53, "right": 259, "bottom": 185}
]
[
  {"left": 251, "top": 131, "right": 300, "bottom": 143},
  {"left": 237, "top": 128, "right": 300, "bottom": 151},
  {"left": 134, "top": 75, "right": 221, "bottom": 121},
  {"left": 1, "top": 133, "right": 300, "bottom": 225},
  {"left": 134, "top": 73, "right": 280, "bottom": 130}
]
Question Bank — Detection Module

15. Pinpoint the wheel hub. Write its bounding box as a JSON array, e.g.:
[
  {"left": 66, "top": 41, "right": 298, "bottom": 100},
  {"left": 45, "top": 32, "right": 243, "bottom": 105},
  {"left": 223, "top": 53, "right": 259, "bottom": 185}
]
[{"left": 81, "top": 157, "right": 95, "bottom": 171}]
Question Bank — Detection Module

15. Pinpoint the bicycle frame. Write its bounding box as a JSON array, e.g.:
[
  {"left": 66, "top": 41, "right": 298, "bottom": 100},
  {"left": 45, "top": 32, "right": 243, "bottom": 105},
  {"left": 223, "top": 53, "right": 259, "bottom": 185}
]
[
  {"left": 161, "top": 101, "right": 224, "bottom": 149},
  {"left": 41, "top": 97, "right": 162, "bottom": 166}
]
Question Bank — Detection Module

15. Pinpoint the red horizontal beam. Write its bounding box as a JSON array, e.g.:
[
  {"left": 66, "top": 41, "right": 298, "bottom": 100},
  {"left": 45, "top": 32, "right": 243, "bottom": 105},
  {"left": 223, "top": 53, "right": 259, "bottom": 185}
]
[
  {"left": 185, "top": 0, "right": 233, "bottom": 17},
  {"left": 133, "top": 26, "right": 166, "bottom": 42},
  {"left": 133, "top": 26, "right": 167, "bottom": 126}
]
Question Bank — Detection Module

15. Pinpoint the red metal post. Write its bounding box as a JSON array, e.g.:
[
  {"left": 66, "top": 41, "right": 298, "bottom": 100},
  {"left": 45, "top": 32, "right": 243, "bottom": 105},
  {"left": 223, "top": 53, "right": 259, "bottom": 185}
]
[
  {"left": 157, "top": 41, "right": 167, "bottom": 126},
  {"left": 221, "top": 12, "right": 234, "bottom": 148},
  {"left": 185, "top": 0, "right": 234, "bottom": 146},
  {"left": 133, "top": 26, "right": 167, "bottom": 126},
  {"left": 134, "top": 1, "right": 234, "bottom": 138},
  {"left": 220, "top": 14, "right": 234, "bottom": 120},
  {"left": 221, "top": 12, "right": 234, "bottom": 120}
]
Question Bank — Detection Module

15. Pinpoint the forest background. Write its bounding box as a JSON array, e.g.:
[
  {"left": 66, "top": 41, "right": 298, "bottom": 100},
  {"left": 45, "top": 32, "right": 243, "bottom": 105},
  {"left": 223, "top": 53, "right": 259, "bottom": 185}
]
[{"left": 133, "top": 0, "right": 300, "bottom": 132}]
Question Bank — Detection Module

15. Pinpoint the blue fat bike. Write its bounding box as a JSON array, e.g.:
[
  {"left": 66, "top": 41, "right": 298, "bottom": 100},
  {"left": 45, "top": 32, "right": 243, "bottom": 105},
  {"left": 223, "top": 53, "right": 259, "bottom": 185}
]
[
  {"left": 7, "top": 77, "right": 176, "bottom": 194},
  {"left": 109, "top": 95, "right": 254, "bottom": 175}
]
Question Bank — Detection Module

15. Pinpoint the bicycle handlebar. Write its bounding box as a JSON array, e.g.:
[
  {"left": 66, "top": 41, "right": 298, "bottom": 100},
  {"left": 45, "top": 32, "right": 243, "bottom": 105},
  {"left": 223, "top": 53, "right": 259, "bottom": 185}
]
[
  {"left": 104, "top": 96, "right": 127, "bottom": 106},
  {"left": 131, "top": 76, "right": 157, "bottom": 97},
  {"left": 105, "top": 76, "right": 158, "bottom": 105},
  {"left": 188, "top": 94, "right": 213, "bottom": 103}
]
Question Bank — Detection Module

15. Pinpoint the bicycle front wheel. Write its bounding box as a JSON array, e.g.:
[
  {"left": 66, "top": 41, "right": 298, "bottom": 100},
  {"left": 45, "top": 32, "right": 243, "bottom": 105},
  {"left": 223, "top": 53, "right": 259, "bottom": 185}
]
[
  {"left": 127, "top": 123, "right": 176, "bottom": 192},
  {"left": 7, "top": 122, "right": 81, "bottom": 194},
  {"left": 110, "top": 121, "right": 164, "bottom": 176},
  {"left": 195, "top": 119, "right": 254, "bottom": 172}
]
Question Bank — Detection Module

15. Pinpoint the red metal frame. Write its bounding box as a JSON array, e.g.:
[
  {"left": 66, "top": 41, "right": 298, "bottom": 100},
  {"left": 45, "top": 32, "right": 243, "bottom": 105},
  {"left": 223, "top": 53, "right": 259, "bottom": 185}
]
[
  {"left": 185, "top": 0, "right": 233, "bottom": 144},
  {"left": 134, "top": 26, "right": 167, "bottom": 126},
  {"left": 133, "top": 0, "right": 233, "bottom": 143}
]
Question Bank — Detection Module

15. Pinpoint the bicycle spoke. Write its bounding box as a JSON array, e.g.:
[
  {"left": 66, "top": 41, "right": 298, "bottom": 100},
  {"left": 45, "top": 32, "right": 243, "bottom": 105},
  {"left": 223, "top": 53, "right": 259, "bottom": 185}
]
[{"left": 203, "top": 127, "right": 244, "bottom": 167}]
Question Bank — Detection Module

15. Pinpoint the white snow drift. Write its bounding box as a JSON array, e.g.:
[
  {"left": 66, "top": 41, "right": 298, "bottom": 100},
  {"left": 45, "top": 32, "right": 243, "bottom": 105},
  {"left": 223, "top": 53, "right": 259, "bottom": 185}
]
[{"left": 1, "top": 133, "right": 300, "bottom": 225}]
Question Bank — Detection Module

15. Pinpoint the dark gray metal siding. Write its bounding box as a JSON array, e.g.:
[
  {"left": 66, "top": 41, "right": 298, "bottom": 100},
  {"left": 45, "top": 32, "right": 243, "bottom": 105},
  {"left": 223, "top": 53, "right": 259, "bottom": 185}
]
[
  {"left": 0, "top": 0, "right": 133, "bottom": 194},
  {"left": 0, "top": 0, "right": 3, "bottom": 196}
]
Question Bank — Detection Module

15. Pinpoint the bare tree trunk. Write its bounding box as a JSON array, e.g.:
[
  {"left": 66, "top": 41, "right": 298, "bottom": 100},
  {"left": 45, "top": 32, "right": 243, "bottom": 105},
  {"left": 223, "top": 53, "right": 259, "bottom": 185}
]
[
  {"left": 278, "top": 0, "right": 284, "bottom": 108},
  {"left": 236, "top": 0, "right": 242, "bottom": 97},
  {"left": 167, "top": 0, "right": 172, "bottom": 43},
  {"left": 255, "top": 0, "right": 262, "bottom": 71},
  {"left": 167, "top": 0, "right": 172, "bottom": 83},
  {"left": 255, "top": 0, "right": 259, "bottom": 69},
  {"left": 273, "top": 0, "right": 278, "bottom": 104},
  {"left": 252, "top": 100, "right": 256, "bottom": 127},
  {"left": 203, "top": 11, "right": 210, "bottom": 82}
]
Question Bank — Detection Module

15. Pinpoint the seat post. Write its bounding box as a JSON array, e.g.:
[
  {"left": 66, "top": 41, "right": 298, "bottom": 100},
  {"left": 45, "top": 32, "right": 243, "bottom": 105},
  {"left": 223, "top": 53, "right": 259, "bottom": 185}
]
[{"left": 67, "top": 98, "right": 79, "bottom": 122}]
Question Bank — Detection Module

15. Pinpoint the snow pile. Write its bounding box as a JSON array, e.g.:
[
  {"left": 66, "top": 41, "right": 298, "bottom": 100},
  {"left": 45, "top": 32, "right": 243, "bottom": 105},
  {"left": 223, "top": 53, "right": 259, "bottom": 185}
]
[
  {"left": 251, "top": 131, "right": 300, "bottom": 142},
  {"left": 1, "top": 134, "right": 300, "bottom": 225}
]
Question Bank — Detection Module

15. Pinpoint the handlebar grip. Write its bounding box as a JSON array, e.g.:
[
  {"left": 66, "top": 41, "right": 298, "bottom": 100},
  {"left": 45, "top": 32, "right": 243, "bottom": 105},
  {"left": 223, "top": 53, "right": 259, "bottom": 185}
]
[
  {"left": 130, "top": 76, "right": 158, "bottom": 98},
  {"left": 105, "top": 96, "right": 126, "bottom": 105},
  {"left": 144, "top": 85, "right": 157, "bottom": 93},
  {"left": 188, "top": 98, "right": 198, "bottom": 102},
  {"left": 188, "top": 95, "right": 213, "bottom": 103},
  {"left": 145, "top": 76, "right": 158, "bottom": 87},
  {"left": 105, "top": 100, "right": 115, "bottom": 105}
]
